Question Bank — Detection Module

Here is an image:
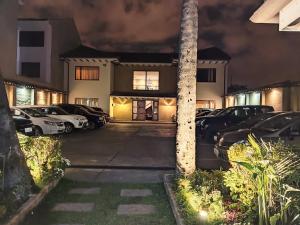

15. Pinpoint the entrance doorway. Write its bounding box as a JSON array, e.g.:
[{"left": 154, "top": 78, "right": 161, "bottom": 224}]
[{"left": 133, "top": 100, "right": 159, "bottom": 121}]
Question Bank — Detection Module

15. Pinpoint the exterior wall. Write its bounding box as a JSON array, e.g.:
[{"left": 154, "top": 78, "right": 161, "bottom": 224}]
[
  {"left": 290, "top": 86, "right": 300, "bottom": 111},
  {"left": 0, "top": 0, "right": 18, "bottom": 79},
  {"left": 17, "top": 20, "right": 52, "bottom": 84},
  {"left": 196, "top": 61, "right": 227, "bottom": 109},
  {"left": 68, "top": 59, "right": 113, "bottom": 113},
  {"left": 113, "top": 64, "right": 177, "bottom": 96},
  {"left": 159, "top": 98, "right": 176, "bottom": 122},
  {"left": 265, "top": 88, "right": 283, "bottom": 111},
  {"left": 112, "top": 97, "right": 133, "bottom": 121}
]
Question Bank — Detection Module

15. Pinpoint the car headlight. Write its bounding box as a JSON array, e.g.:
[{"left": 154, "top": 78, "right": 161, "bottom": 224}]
[{"left": 44, "top": 121, "right": 56, "bottom": 126}]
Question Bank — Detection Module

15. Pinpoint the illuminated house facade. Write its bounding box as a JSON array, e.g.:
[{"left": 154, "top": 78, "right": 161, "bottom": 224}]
[
  {"left": 2, "top": 18, "right": 81, "bottom": 107},
  {"left": 226, "top": 81, "right": 300, "bottom": 111},
  {"left": 62, "top": 45, "right": 230, "bottom": 122}
]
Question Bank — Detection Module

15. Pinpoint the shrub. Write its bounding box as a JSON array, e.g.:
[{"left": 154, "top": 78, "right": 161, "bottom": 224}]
[{"left": 18, "top": 134, "right": 70, "bottom": 188}]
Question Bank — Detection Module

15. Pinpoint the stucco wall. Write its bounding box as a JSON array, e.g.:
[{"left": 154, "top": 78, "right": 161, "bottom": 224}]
[
  {"left": 196, "top": 62, "right": 226, "bottom": 109},
  {"left": 0, "top": 0, "right": 17, "bottom": 79},
  {"left": 68, "top": 60, "right": 113, "bottom": 113},
  {"left": 159, "top": 98, "right": 176, "bottom": 122},
  {"left": 265, "top": 88, "right": 283, "bottom": 111},
  {"left": 113, "top": 64, "right": 177, "bottom": 96}
]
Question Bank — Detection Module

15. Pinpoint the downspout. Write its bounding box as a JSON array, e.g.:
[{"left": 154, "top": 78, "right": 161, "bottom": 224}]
[{"left": 66, "top": 60, "right": 70, "bottom": 103}]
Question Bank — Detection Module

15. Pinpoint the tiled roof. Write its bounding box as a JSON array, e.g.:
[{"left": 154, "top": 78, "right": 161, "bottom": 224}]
[{"left": 60, "top": 45, "right": 231, "bottom": 62}]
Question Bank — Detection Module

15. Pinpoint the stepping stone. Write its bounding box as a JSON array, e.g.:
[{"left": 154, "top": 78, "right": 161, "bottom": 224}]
[
  {"left": 117, "top": 204, "right": 156, "bottom": 215},
  {"left": 120, "top": 189, "right": 153, "bottom": 197},
  {"left": 52, "top": 203, "right": 95, "bottom": 212},
  {"left": 69, "top": 187, "right": 100, "bottom": 194}
]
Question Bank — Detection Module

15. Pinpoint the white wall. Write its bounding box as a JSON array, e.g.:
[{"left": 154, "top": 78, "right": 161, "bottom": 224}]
[
  {"left": 68, "top": 59, "right": 114, "bottom": 113},
  {"left": 196, "top": 61, "right": 227, "bottom": 109},
  {"left": 17, "top": 20, "right": 52, "bottom": 83}
]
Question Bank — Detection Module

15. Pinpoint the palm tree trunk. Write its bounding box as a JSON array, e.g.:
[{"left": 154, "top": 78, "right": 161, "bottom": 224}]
[
  {"left": 0, "top": 72, "right": 31, "bottom": 201},
  {"left": 176, "top": 0, "right": 198, "bottom": 175}
]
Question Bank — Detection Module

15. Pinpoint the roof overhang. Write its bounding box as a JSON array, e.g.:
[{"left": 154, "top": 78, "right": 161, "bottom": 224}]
[{"left": 250, "top": 0, "right": 300, "bottom": 32}]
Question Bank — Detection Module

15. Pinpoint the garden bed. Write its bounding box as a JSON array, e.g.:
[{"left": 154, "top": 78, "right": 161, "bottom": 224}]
[{"left": 165, "top": 136, "right": 300, "bottom": 225}]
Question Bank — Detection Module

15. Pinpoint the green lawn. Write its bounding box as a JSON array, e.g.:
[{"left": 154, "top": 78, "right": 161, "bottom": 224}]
[{"left": 23, "top": 179, "right": 176, "bottom": 225}]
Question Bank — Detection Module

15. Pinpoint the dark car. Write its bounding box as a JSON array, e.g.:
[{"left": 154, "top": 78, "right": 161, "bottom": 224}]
[
  {"left": 214, "top": 112, "right": 300, "bottom": 161},
  {"left": 56, "top": 104, "right": 105, "bottom": 129},
  {"left": 12, "top": 115, "right": 34, "bottom": 136},
  {"left": 197, "top": 105, "right": 274, "bottom": 142},
  {"left": 213, "top": 112, "right": 282, "bottom": 143},
  {"left": 77, "top": 105, "right": 110, "bottom": 123}
]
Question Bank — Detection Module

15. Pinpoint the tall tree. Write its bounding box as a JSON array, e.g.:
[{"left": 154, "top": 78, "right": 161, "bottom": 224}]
[
  {"left": 0, "top": 72, "right": 31, "bottom": 201},
  {"left": 176, "top": 0, "right": 198, "bottom": 175}
]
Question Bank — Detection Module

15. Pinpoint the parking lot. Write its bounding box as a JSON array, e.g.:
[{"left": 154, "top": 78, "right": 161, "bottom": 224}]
[{"left": 61, "top": 123, "right": 225, "bottom": 170}]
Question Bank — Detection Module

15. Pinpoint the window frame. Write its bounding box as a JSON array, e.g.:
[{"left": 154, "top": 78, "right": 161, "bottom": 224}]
[
  {"left": 196, "top": 68, "right": 216, "bottom": 83},
  {"left": 75, "top": 66, "right": 100, "bottom": 81},
  {"left": 133, "top": 70, "right": 160, "bottom": 91}
]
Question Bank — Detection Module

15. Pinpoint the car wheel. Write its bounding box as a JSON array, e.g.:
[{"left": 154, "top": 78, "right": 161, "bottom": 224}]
[
  {"left": 65, "top": 122, "right": 74, "bottom": 134},
  {"left": 34, "top": 126, "right": 43, "bottom": 136},
  {"left": 88, "top": 121, "right": 96, "bottom": 130}
]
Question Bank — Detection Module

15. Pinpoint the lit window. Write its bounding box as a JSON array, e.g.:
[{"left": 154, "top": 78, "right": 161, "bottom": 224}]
[
  {"left": 36, "top": 90, "right": 50, "bottom": 105},
  {"left": 75, "top": 98, "right": 99, "bottom": 107},
  {"left": 133, "top": 71, "right": 159, "bottom": 90},
  {"left": 75, "top": 66, "right": 99, "bottom": 80}
]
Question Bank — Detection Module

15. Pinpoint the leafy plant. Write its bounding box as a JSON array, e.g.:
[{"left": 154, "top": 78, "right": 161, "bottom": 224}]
[{"left": 18, "top": 134, "right": 70, "bottom": 188}]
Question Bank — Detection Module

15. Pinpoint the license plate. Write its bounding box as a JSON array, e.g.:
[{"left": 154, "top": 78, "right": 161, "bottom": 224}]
[{"left": 25, "top": 127, "right": 32, "bottom": 133}]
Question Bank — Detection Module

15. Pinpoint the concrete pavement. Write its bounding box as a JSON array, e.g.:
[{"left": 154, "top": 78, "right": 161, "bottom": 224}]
[{"left": 62, "top": 123, "right": 225, "bottom": 170}]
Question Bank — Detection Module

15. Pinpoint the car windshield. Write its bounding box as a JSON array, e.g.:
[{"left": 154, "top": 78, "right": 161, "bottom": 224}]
[
  {"left": 47, "top": 107, "right": 69, "bottom": 115},
  {"left": 254, "top": 114, "right": 300, "bottom": 132},
  {"left": 240, "top": 113, "right": 276, "bottom": 127},
  {"left": 217, "top": 108, "right": 233, "bottom": 116},
  {"left": 208, "top": 109, "right": 223, "bottom": 116},
  {"left": 21, "top": 108, "right": 46, "bottom": 117},
  {"left": 81, "top": 105, "right": 97, "bottom": 113}
]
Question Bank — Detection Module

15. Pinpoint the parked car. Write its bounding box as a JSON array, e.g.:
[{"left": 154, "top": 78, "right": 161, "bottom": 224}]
[
  {"left": 196, "top": 108, "right": 224, "bottom": 122},
  {"left": 214, "top": 112, "right": 300, "bottom": 161},
  {"left": 12, "top": 115, "right": 34, "bottom": 136},
  {"left": 77, "top": 104, "right": 110, "bottom": 123},
  {"left": 91, "top": 107, "right": 104, "bottom": 113},
  {"left": 56, "top": 104, "right": 105, "bottom": 129},
  {"left": 197, "top": 105, "right": 274, "bottom": 142},
  {"left": 29, "top": 106, "right": 88, "bottom": 134},
  {"left": 213, "top": 112, "right": 282, "bottom": 143},
  {"left": 11, "top": 107, "right": 65, "bottom": 136}
]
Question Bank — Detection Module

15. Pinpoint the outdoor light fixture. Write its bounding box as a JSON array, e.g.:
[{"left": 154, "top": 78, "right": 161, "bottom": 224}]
[{"left": 199, "top": 209, "right": 208, "bottom": 224}]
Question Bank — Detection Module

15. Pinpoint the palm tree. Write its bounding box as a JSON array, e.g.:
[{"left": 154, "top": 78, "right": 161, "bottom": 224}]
[
  {"left": 0, "top": 72, "right": 31, "bottom": 200},
  {"left": 176, "top": 0, "right": 198, "bottom": 175}
]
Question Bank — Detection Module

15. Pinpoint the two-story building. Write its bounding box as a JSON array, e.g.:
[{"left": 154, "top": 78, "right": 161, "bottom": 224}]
[
  {"left": 61, "top": 45, "right": 230, "bottom": 122},
  {"left": 3, "top": 18, "right": 81, "bottom": 107}
]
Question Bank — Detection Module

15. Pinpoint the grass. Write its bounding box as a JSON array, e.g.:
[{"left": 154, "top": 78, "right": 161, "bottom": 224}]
[{"left": 23, "top": 179, "right": 176, "bottom": 225}]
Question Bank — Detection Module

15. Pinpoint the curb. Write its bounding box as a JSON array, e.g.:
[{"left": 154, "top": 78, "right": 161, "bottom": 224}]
[
  {"left": 5, "top": 179, "right": 60, "bottom": 225},
  {"left": 163, "top": 174, "right": 185, "bottom": 225}
]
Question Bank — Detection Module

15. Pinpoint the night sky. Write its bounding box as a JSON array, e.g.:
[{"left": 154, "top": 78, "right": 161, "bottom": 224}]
[{"left": 20, "top": 0, "right": 300, "bottom": 88}]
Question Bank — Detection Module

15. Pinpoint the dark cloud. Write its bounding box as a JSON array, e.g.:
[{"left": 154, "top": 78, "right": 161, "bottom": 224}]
[{"left": 20, "top": 0, "right": 300, "bottom": 87}]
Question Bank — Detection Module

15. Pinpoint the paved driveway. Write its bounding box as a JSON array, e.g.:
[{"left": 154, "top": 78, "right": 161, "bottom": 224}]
[{"left": 62, "top": 123, "right": 225, "bottom": 169}]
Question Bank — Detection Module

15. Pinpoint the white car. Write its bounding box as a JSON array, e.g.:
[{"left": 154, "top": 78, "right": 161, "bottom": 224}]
[
  {"left": 11, "top": 106, "right": 65, "bottom": 136},
  {"left": 29, "top": 106, "right": 88, "bottom": 134}
]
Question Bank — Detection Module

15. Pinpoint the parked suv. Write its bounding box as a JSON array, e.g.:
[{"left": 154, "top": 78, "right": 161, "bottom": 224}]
[
  {"left": 30, "top": 106, "right": 88, "bottom": 134},
  {"left": 56, "top": 104, "right": 105, "bottom": 129},
  {"left": 77, "top": 104, "right": 110, "bottom": 123},
  {"left": 11, "top": 107, "right": 65, "bottom": 136},
  {"left": 214, "top": 112, "right": 300, "bottom": 161},
  {"left": 197, "top": 105, "right": 274, "bottom": 142}
]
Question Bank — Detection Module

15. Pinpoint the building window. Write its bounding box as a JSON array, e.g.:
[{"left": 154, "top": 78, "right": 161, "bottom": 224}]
[
  {"left": 51, "top": 92, "right": 63, "bottom": 104},
  {"left": 21, "top": 62, "right": 40, "bottom": 78},
  {"left": 75, "top": 98, "right": 99, "bottom": 107},
  {"left": 75, "top": 66, "right": 99, "bottom": 80},
  {"left": 19, "top": 31, "right": 44, "bottom": 47},
  {"left": 36, "top": 90, "right": 50, "bottom": 105},
  {"left": 133, "top": 71, "right": 159, "bottom": 90},
  {"left": 197, "top": 68, "right": 216, "bottom": 82}
]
